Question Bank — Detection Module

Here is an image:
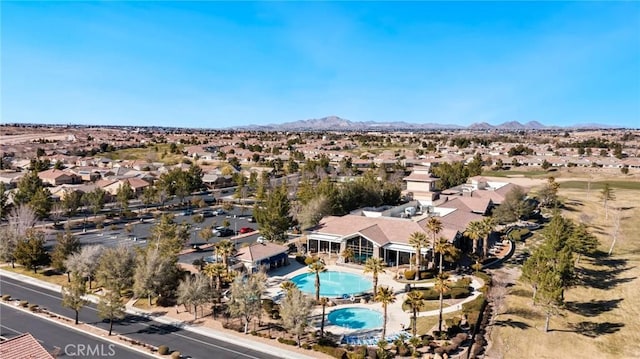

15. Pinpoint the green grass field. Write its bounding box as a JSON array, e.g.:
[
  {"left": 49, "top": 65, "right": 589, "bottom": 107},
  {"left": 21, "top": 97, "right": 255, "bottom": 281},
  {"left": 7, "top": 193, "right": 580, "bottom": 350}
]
[{"left": 482, "top": 169, "right": 551, "bottom": 178}]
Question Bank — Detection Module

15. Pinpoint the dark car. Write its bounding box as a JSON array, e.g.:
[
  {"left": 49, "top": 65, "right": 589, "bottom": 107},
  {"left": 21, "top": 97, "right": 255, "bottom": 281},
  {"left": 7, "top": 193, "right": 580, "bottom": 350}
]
[
  {"left": 239, "top": 227, "right": 255, "bottom": 234},
  {"left": 215, "top": 227, "right": 234, "bottom": 237}
]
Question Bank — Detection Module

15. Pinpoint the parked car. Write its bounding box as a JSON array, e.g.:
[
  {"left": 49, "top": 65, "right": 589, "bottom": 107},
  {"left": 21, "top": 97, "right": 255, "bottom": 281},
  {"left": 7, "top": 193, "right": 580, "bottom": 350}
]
[
  {"left": 212, "top": 209, "right": 225, "bottom": 216},
  {"left": 201, "top": 210, "right": 214, "bottom": 217},
  {"left": 239, "top": 227, "right": 255, "bottom": 234},
  {"left": 215, "top": 226, "right": 234, "bottom": 237},
  {"left": 247, "top": 216, "right": 256, "bottom": 223}
]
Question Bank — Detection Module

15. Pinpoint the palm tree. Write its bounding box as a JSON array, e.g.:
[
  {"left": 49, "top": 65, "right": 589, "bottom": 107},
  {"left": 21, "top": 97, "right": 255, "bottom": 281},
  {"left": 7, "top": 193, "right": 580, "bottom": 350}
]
[
  {"left": 464, "top": 220, "right": 484, "bottom": 256},
  {"left": 480, "top": 217, "right": 495, "bottom": 259},
  {"left": 319, "top": 297, "right": 329, "bottom": 338},
  {"left": 408, "top": 231, "right": 427, "bottom": 274},
  {"left": 404, "top": 291, "right": 425, "bottom": 338},
  {"left": 363, "top": 257, "right": 386, "bottom": 300},
  {"left": 341, "top": 247, "right": 354, "bottom": 263},
  {"left": 375, "top": 286, "right": 396, "bottom": 339},
  {"left": 308, "top": 261, "right": 326, "bottom": 301},
  {"left": 280, "top": 280, "right": 296, "bottom": 295},
  {"left": 425, "top": 217, "right": 443, "bottom": 268},
  {"left": 202, "top": 263, "right": 225, "bottom": 291},
  {"left": 434, "top": 237, "right": 458, "bottom": 274},
  {"left": 435, "top": 273, "right": 451, "bottom": 334},
  {"left": 216, "top": 239, "right": 235, "bottom": 273}
]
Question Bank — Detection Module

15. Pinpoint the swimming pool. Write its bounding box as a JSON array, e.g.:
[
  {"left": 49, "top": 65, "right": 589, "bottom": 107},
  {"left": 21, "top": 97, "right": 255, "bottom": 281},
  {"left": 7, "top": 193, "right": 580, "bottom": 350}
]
[
  {"left": 289, "top": 271, "right": 372, "bottom": 298},
  {"left": 328, "top": 307, "right": 383, "bottom": 330}
]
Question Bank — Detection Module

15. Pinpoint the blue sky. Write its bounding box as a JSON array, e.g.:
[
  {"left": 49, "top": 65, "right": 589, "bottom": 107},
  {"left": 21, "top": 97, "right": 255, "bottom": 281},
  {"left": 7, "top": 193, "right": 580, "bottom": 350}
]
[{"left": 2, "top": 1, "right": 639, "bottom": 128}]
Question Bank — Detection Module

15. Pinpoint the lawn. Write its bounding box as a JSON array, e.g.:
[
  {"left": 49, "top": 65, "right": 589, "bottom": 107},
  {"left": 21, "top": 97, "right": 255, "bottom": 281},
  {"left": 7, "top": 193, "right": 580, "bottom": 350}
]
[
  {"left": 401, "top": 300, "right": 449, "bottom": 312},
  {"left": 2, "top": 265, "right": 70, "bottom": 288},
  {"left": 481, "top": 169, "right": 550, "bottom": 178},
  {"left": 104, "top": 143, "right": 186, "bottom": 165},
  {"left": 487, "top": 187, "right": 640, "bottom": 359},
  {"left": 559, "top": 180, "right": 640, "bottom": 191}
]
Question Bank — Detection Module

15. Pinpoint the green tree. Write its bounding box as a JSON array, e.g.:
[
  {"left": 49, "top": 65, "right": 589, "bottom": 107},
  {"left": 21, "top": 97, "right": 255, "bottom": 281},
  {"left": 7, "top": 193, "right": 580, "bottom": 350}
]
[
  {"left": 62, "top": 191, "right": 83, "bottom": 217},
  {"left": 97, "top": 290, "right": 125, "bottom": 336},
  {"left": 567, "top": 223, "right": 599, "bottom": 265},
  {"left": 0, "top": 227, "right": 17, "bottom": 268},
  {"left": 13, "top": 170, "right": 44, "bottom": 205},
  {"left": 375, "top": 286, "right": 396, "bottom": 339},
  {"left": 408, "top": 231, "right": 427, "bottom": 274},
  {"left": 83, "top": 188, "right": 106, "bottom": 218},
  {"left": 141, "top": 186, "right": 157, "bottom": 212},
  {"left": 480, "top": 217, "right": 495, "bottom": 259},
  {"left": 215, "top": 239, "right": 235, "bottom": 273},
  {"left": 464, "top": 220, "right": 485, "bottom": 257},
  {"left": 363, "top": 257, "right": 386, "bottom": 301},
  {"left": 51, "top": 231, "right": 81, "bottom": 276},
  {"left": 0, "top": 182, "right": 10, "bottom": 220},
  {"left": 116, "top": 181, "right": 134, "bottom": 214},
  {"left": 492, "top": 185, "right": 535, "bottom": 224},
  {"left": 280, "top": 287, "right": 312, "bottom": 347},
  {"left": 538, "top": 177, "right": 560, "bottom": 208},
  {"left": 254, "top": 184, "right": 292, "bottom": 242},
  {"left": 435, "top": 273, "right": 451, "bottom": 334},
  {"left": 14, "top": 230, "right": 50, "bottom": 273},
  {"left": 62, "top": 274, "right": 87, "bottom": 324},
  {"left": 29, "top": 187, "right": 52, "bottom": 219},
  {"left": 308, "top": 260, "right": 326, "bottom": 301},
  {"left": 434, "top": 237, "right": 458, "bottom": 274},
  {"left": 404, "top": 291, "right": 425, "bottom": 338},
  {"left": 425, "top": 217, "right": 443, "bottom": 268},
  {"left": 202, "top": 263, "right": 226, "bottom": 291}
]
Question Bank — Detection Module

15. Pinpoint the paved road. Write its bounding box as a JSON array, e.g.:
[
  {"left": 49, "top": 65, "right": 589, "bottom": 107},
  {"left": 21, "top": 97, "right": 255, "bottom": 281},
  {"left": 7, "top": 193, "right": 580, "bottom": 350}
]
[
  {"left": 0, "top": 304, "right": 149, "bottom": 359},
  {"left": 0, "top": 276, "right": 281, "bottom": 359}
]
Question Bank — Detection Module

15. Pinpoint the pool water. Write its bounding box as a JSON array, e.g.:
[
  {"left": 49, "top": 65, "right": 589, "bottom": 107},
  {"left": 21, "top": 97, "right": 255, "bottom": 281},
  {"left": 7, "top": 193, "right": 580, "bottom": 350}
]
[
  {"left": 328, "top": 308, "right": 383, "bottom": 330},
  {"left": 290, "top": 271, "right": 372, "bottom": 298}
]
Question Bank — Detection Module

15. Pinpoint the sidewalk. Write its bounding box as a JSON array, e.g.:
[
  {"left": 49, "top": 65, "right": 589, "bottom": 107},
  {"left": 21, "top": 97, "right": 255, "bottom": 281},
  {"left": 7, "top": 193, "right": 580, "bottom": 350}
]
[{"left": 0, "top": 268, "right": 319, "bottom": 359}]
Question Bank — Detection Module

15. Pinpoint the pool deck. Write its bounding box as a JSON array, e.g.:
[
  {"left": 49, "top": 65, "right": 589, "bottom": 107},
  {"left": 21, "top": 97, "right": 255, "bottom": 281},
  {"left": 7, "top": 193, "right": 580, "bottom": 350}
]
[{"left": 265, "top": 261, "right": 485, "bottom": 341}]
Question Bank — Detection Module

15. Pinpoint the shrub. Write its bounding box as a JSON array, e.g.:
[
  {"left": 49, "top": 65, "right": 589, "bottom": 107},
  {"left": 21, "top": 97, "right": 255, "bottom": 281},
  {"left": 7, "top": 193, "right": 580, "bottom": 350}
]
[
  {"left": 171, "top": 352, "right": 181, "bottom": 359},
  {"left": 262, "top": 299, "right": 274, "bottom": 312},
  {"left": 157, "top": 345, "right": 170, "bottom": 355},
  {"left": 396, "top": 343, "right": 410, "bottom": 356},
  {"left": 20, "top": 300, "right": 28, "bottom": 307},
  {"left": 404, "top": 269, "right": 416, "bottom": 280},
  {"left": 313, "top": 344, "right": 348, "bottom": 359},
  {"left": 250, "top": 330, "right": 257, "bottom": 336},
  {"left": 301, "top": 343, "right": 312, "bottom": 350},
  {"left": 2, "top": 294, "right": 11, "bottom": 301},
  {"left": 304, "top": 256, "right": 317, "bottom": 265},
  {"left": 28, "top": 304, "right": 39, "bottom": 311},
  {"left": 295, "top": 255, "right": 307, "bottom": 265},
  {"left": 367, "top": 347, "right": 378, "bottom": 359},
  {"left": 277, "top": 337, "right": 297, "bottom": 346},
  {"left": 419, "top": 271, "right": 434, "bottom": 280}
]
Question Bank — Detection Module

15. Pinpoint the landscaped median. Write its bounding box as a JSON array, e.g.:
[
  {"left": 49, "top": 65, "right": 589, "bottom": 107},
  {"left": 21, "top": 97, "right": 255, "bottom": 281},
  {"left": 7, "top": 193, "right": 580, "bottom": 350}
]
[{"left": 0, "top": 294, "right": 161, "bottom": 358}]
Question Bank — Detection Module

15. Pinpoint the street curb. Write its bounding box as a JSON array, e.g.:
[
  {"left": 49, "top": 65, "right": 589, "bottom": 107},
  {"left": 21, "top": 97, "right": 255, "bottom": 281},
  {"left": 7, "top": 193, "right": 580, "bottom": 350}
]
[
  {"left": 1, "top": 269, "right": 318, "bottom": 359},
  {"left": 0, "top": 301, "right": 159, "bottom": 358}
]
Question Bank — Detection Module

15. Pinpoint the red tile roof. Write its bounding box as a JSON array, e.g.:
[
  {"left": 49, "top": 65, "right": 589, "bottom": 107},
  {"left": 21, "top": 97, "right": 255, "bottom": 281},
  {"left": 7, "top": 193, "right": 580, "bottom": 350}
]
[{"left": 0, "top": 333, "right": 54, "bottom": 359}]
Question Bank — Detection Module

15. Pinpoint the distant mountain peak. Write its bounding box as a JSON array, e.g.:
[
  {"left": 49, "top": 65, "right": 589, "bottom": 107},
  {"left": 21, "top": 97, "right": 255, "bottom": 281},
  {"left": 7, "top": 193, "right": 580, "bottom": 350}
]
[{"left": 235, "top": 116, "right": 616, "bottom": 131}]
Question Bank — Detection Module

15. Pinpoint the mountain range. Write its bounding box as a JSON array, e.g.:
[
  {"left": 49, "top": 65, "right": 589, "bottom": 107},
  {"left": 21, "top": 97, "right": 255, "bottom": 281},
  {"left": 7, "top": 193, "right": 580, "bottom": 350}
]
[{"left": 236, "top": 116, "right": 616, "bottom": 131}]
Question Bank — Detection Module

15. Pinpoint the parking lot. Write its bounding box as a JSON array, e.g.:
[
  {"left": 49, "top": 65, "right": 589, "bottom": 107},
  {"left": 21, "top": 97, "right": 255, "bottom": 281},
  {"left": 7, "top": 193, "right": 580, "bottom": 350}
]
[{"left": 43, "top": 205, "right": 262, "bottom": 258}]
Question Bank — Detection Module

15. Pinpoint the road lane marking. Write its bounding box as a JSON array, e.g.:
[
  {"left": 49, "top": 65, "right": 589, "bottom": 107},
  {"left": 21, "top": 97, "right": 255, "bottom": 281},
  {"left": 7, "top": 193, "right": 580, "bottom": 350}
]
[
  {"left": 0, "top": 324, "right": 23, "bottom": 335},
  {"left": 2, "top": 278, "right": 275, "bottom": 359}
]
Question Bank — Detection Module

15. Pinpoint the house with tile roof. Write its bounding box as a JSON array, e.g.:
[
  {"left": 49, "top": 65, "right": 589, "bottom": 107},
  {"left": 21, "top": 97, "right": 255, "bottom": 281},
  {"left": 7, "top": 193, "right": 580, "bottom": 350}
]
[
  {"left": 235, "top": 241, "right": 289, "bottom": 273},
  {"left": 0, "top": 333, "right": 54, "bottom": 359},
  {"left": 37, "top": 169, "right": 81, "bottom": 186}
]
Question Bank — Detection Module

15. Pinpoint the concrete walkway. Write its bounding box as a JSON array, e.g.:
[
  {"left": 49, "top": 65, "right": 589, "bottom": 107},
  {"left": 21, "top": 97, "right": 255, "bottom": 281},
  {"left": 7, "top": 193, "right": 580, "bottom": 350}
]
[
  {"left": 0, "top": 268, "right": 317, "bottom": 359},
  {"left": 272, "top": 263, "right": 485, "bottom": 339}
]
